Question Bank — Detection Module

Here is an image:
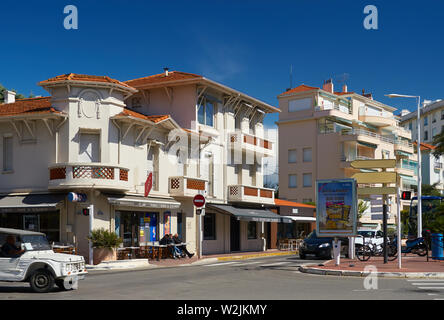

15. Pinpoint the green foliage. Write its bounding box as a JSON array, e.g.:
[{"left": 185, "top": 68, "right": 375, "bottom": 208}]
[
  {"left": 87, "top": 228, "right": 123, "bottom": 249},
  {"left": 387, "top": 227, "right": 397, "bottom": 237},
  {"left": 358, "top": 200, "right": 370, "bottom": 220},
  {"left": 433, "top": 132, "right": 444, "bottom": 158},
  {"left": 0, "top": 83, "right": 28, "bottom": 102},
  {"left": 412, "top": 183, "right": 442, "bottom": 197}
]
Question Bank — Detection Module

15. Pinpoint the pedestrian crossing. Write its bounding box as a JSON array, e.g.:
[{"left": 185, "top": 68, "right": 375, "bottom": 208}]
[{"left": 407, "top": 279, "right": 444, "bottom": 300}]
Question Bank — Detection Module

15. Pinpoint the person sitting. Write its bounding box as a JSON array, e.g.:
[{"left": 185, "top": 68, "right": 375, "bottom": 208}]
[
  {"left": 1, "top": 235, "right": 25, "bottom": 258},
  {"left": 160, "top": 234, "right": 181, "bottom": 259},
  {"left": 173, "top": 234, "right": 194, "bottom": 258}
]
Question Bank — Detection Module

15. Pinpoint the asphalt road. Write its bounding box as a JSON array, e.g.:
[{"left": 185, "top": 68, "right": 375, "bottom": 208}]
[{"left": 0, "top": 255, "right": 443, "bottom": 300}]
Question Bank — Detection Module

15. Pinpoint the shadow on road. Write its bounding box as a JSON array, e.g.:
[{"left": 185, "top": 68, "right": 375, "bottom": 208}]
[{"left": 0, "top": 284, "right": 64, "bottom": 294}]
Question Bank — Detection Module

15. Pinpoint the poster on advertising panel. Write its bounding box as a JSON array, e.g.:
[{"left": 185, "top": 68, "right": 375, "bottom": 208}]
[{"left": 316, "top": 179, "right": 357, "bottom": 237}]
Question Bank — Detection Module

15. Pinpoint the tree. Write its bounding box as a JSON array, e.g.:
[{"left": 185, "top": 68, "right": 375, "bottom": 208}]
[
  {"left": 358, "top": 200, "right": 370, "bottom": 220},
  {"left": 433, "top": 132, "right": 444, "bottom": 158},
  {"left": 0, "top": 83, "right": 26, "bottom": 102},
  {"left": 412, "top": 183, "right": 441, "bottom": 197}
]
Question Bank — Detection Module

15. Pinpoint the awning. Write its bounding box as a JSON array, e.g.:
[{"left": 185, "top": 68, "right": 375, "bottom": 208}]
[
  {"left": 282, "top": 216, "right": 316, "bottom": 222},
  {"left": 395, "top": 150, "right": 412, "bottom": 157},
  {"left": 208, "top": 204, "right": 292, "bottom": 223},
  {"left": 399, "top": 174, "right": 417, "bottom": 185},
  {"left": 106, "top": 194, "right": 181, "bottom": 209},
  {"left": 0, "top": 193, "right": 66, "bottom": 213},
  {"left": 357, "top": 141, "right": 377, "bottom": 149}
]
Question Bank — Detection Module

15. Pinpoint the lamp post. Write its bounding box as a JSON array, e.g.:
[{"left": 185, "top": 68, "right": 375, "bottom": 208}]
[{"left": 386, "top": 94, "right": 422, "bottom": 238}]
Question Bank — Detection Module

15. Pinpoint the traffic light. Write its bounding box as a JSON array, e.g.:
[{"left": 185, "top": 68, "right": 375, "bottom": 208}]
[
  {"left": 82, "top": 208, "right": 90, "bottom": 216},
  {"left": 401, "top": 191, "right": 411, "bottom": 201}
]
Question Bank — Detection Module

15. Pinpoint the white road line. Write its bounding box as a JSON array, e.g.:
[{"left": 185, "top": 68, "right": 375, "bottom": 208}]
[
  {"left": 231, "top": 261, "right": 263, "bottom": 266},
  {"left": 434, "top": 298, "right": 444, "bottom": 300},
  {"left": 407, "top": 280, "right": 444, "bottom": 282},
  {"left": 259, "top": 261, "right": 291, "bottom": 267},
  {"left": 204, "top": 262, "right": 239, "bottom": 267},
  {"left": 428, "top": 294, "right": 438, "bottom": 296},
  {"left": 417, "top": 287, "right": 444, "bottom": 290},
  {"left": 411, "top": 283, "right": 444, "bottom": 286}
]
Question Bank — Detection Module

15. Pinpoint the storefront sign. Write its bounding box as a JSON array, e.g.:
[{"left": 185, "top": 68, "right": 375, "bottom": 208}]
[
  {"left": 316, "top": 179, "right": 357, "bottom": 237},
  {"left": 68, "top": 192, "right": 87, "bottom": 203}
]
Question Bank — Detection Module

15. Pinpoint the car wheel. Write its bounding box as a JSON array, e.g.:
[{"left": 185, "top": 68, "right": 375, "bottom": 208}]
[
  {"left": 55, "top": 279, "right": 73, "bottom": 291},
  {"left": 30, "top": 269, "right": 55, "bottom": 293},
  {"left": 299, "top": 252, "right": 306, "bottom": 259}
]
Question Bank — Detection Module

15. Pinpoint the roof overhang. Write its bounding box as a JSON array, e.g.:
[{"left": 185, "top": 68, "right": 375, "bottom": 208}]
[{"left": 0, "top": 193, "right": 66, "bottom": 213}]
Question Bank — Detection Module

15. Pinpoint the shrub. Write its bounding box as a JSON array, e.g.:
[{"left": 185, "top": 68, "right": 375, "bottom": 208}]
[{"left": 87, "top": 228, "right": 122, "bottom": 249}]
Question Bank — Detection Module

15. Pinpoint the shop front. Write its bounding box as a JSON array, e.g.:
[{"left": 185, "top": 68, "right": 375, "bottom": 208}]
[{"left": 0, "top": 194, "right": 65, "bottom": 243}]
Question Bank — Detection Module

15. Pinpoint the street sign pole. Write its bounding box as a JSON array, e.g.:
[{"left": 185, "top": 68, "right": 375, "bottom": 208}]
[
  {"left": 397, "top": 186, "right": 402, "bottom": 269},
  {"left": 382, "top": 197, "right": 388, "bottom": 264}
]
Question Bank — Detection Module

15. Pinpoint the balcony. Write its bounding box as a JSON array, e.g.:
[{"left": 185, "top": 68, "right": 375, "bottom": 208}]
[
  {"left": 49, "top": 163, "right": 130, "bottom": 191},
  {"left": 434, "top": 162, "right": 443, "bottom": 171},
  {"left": 340, "top": 155, "right": 375, "bottom": 168},
  {"left": 228, "top": 132, "right": 274, "bottom": 157},
  {"left": 169, "top": 176, "right": 207, "bottom": 197},
  {"left": 394, "top": 139, "right": 414, "bottom": 153},
  {"left": 340, "top": 128, "right": 393, "bottom": 145},
  {"left": 227, "top": 185, "right": 275, "bottom": 205},
  {"left": 359, "top": 109, "right": 398, "bottom": 127},
  {"left": 314, "top": 104, "right": 353, "bottom": 121}
]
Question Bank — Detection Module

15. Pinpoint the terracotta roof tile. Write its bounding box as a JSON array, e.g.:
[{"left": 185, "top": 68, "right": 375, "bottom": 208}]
[
  {"left": 274, "top": 198, "right": 316, "bottom": 209},
  {"left": 0, "top": 97, "right": 62, "bottom": 117},
  {"left": 279, "top": 84, "right": 319, "bottom": 96},
  {"left": 116, "top": 108, "right": 170, "bottom": 123},
  {"left": 125, "top": 71, "right": 202, "bottom": 87},
  {"left": 413, "top": 141, "right": 436, "bottom": 151},
  {"left": 39, "top": 73, "right": 135, "bottom": 90}
]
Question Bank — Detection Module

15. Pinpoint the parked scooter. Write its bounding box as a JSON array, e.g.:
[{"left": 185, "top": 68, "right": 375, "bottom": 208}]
[{"left": 390, "top": 235, "right": 428, "bottom": 259}]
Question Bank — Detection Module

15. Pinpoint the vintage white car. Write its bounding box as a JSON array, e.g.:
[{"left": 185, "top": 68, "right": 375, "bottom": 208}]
[{"left": 0, "top": 228, "right": 87, "bottom": 293}]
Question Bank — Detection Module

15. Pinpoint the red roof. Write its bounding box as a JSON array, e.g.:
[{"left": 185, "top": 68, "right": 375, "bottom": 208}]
[
  {"left": 280, "top": 85, "right": 319, "bottom": 96},
  {"left": 274, "top": 199, "right": 316, "bottom": 209},
  {"left": 0, "top": 97, "right": 62, "bottom": 117},
  {"left": 125, "top": 71, "right": 202, "bottom": 88},
  {"left": 335, "top": 91, "right": 354, "bottom": 96},
  {"left": 115, "top": 108, "right": 170, "bottom": 123},
  {"left": 39, "top": 73, "right": 135, "bottom": 90}
]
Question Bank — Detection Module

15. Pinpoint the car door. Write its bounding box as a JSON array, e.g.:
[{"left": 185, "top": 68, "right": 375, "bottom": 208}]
[{"left": 0, "top": 256, "right": 21, "bottom": 281}]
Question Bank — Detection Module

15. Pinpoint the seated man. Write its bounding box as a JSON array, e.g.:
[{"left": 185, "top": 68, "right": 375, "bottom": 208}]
[
  {"left": 1, "top": 235, "right": 25, "bottom": 258},
  {"left": 172, "top": 234, "right": 194, "bottom": 258},
  {"left": 160, "top": 234, "right": 181, "bottom": 259}
]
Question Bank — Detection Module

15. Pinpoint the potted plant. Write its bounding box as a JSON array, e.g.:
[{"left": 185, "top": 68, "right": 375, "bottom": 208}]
[{"left": 87, "top": 228, "right": 123, "bottom": 265}]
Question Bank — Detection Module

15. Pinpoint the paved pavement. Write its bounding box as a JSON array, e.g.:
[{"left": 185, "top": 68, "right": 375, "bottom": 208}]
[{"left": 1, "top": 255, "right": 444, "bottom": 300}]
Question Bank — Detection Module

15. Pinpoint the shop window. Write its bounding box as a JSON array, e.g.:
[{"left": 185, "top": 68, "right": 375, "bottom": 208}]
[
  {"left": 247, "top": 221, "right": 257, "bottom": 239},
  {"left": 204, "top": 213, "right": 216, "bottom": 240}
]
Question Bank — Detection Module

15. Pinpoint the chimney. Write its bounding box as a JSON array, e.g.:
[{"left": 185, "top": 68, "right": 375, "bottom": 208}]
[
  {"left": 3, "top": 90, "right": 16, "bottom": 104},
  {"left": 322, "top": 79, "right": 334, "bottom": 93},
  {"left": 163, "top": 67, "right": 169, "bottom": 76},
  {"left": 362, "top": 89, "right": 373, "bottom": 100},
  {"left": 342, "top": 84, "right": 348, "bottom": 93}
]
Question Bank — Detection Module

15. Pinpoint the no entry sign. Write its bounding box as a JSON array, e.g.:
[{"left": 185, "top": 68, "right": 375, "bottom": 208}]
[{"left": 193, "top": 194, "right": 205, "bottom": 208}]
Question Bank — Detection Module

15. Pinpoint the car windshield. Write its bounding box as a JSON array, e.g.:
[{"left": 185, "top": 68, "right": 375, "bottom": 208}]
[
  {"left": 358, "top": 231, "right": 375, "bottom": 238},
  {"left": 20, "top": 235, "right": 51, "bottom": 251}
]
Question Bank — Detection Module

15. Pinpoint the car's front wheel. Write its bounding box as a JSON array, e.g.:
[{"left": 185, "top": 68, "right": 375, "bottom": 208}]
[{"left": 30, "top": 269, "right": 55, "bottom": 293}]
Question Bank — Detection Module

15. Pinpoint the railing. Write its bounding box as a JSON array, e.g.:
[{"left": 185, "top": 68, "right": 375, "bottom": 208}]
[
  {"left": 434, "top": 163, "right": 443, "bottom": 170},
  {"left": 228, "top": 185, "right": 275, "bottom": 204},
  {"left": 340, "top": 155, "right": 375, "bottom": 162},
  {"left": 315, "top": 103, "right": 352, "bottom": 115},
  {"left": 394, "top": 139, "right": 414, "bottom": 149},
  {"left": 169, "top": 176, "right": 207, "bottom": 197},
  {"left": 229, "top": 133, "right": 273, "bottom": 151},
  {"left": 341, "top": 128, "right": 394, "bottom": 144},
  {"left": 48, "top": 163, "right": 130, "bottom": 190}
]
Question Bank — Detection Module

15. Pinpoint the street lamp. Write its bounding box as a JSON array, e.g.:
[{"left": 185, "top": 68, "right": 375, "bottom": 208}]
[{"left": 386, "top": 93, "right": 422, "bottom": 238}]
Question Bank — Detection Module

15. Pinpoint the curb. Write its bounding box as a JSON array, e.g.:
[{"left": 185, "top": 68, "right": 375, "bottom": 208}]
[
  {"left": 299, "top": 266, "right": 444, "bottom": 278},
  {"left": 216, "top": 251, "right": 298, "bottom": 261}
]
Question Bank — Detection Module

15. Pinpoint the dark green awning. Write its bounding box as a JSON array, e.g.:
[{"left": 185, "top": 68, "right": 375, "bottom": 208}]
[{"left": 208, "top": 204, "right": 292, "bottom": 223}]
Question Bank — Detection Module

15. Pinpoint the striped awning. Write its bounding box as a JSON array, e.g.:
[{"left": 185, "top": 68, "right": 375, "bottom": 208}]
[
  {"left": 395, "top": 150, "right": 412, "bottom": 156},
  {"left": 399, "top": 174, "right": 417, "bottom": 185},
  {"left": 357, "top": 141, "right": 378, "bottom": 149}
]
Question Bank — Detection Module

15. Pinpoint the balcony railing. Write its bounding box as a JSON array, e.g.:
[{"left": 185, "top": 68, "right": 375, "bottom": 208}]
[
  {"left": 340, "top": 155, "right": 374, "bottom": 162},
  {"left": 341, "top": 128, "right": 394, "bottom": 144},
  {"left": 169, "top": 176, "right": 207, "bottom": 197},
  {"left": 315, "top": 103, "right": 351, "bottom": 115},
  {"left": 229, "top": 132, "right": 273, "bottom": 156},
  {"left": 48, "top": 163, "right": 130, "bottom": 191},
  {"left": 228, "top": 185, "right": 275, "bottom": 204}
]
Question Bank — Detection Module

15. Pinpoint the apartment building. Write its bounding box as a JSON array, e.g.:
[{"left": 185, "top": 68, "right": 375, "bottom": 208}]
[
  {"left": 400, "top": 100, "right": 444, "bottom": 193},
  {"left": 0, "top": 70, "right": 288, "bottom": 259},
  {"left": 277, "top": 80, "right": 418, "bottom": 229}
]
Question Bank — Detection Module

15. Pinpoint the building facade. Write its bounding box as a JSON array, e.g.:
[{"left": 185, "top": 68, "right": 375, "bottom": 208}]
[
  {"left": 0, "top": 70, "right": 288, "bottom": 261},
  {"left": 277, "top": 80, "right": 418, "bottom": 229}
]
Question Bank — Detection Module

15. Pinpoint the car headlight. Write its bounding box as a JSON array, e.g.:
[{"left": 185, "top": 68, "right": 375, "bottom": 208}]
[
  {"left": 63, "top": 263, "right": 72, "bottom": 272},
  {"left": 319, "top": 243, "right": 330, "bottom": 248}
]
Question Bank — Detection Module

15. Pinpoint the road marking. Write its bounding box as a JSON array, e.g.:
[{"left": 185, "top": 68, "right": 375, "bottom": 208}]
[
  {"left": 434, "top": 298, "right": 444, "bottom": 300},
  {"left": 411, "top": 283, "right": 444, "bottom": 286},
  {"left": 407, "top": 280, "right": 444, "bottom": 282},
  {"left": 417, "top": 287, "right": 444, "bottom": 290},
  {"left": 231, "top": 261, "right": 262, "bottom": 266},
  {"left": 204, "top": 262, "right": 239, "bottom": 267},
  {"left": 259, "top": 261, "right": 291, "bottom": 267}
]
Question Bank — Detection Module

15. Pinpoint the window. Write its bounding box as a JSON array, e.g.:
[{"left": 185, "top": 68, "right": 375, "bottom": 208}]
[
  {"left": 131, "top": 97, "right": 142, "bottom": 108},
  {"left": 433, "top": 113, "right": 437, "bottom": 123},
  {"left": 441, "top": 110, "right": 444, "bottom": 120},
  {"left": 247, "top": 221, "right": 257, "bottom": 239},
  {"left": 288, "top": 149, "right": 297, "bottom": 163},
  {"left": 433, "top": 127, "right": 437, "bottom": 138},
  {"left": 2, "top": 136, "right": 13, "bottom": 172},
  {"left": 197, "top": 98, "right": 214, "bottom": 127},
  {"left": 303, "top": 173, "right": 312, "bottom": 187},
  {"left": 424, "top": 130, "right": 429, "bottom": 141},
  {"left": 288, "top": 97, "right": 312, "bottom": 112},
  {"left": 288, "top": 174, "right": 297, "bottom": 188},
  {"left": 382, "top": 150, "right": 390, "bottom": 159},
  {"left": 408, "top": 122, "right": 412, "bottom": 131},
  {"left": 303, "top": 148, "right": 312, "bottom": 162},
  {"left": 203, "top": 213, "right": 216, "bottom": 240},
  {"left": 79, "top": 132, "right": 100, "bottom": 163},
  {"left": 424, "top": 116, "right": 428, "bottom": 126}
]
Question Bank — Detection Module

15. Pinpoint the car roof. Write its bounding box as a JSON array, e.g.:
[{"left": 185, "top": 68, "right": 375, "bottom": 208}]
[{"left": 0, "top": 227, "right": 45, "bottom": 236}]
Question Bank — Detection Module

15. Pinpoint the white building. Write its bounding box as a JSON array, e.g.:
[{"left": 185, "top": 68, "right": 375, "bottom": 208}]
[{"left": 0, "top": 70, "right": 288, "bottom": 261}]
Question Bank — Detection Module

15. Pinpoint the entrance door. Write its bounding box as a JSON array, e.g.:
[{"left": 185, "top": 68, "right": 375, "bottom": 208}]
[
  {"left": 230, "top": 216, "right": 240, "bottom": 252},
  {"left": 266, "top": 222, "right": 271, "bottom": 249},
  {"left": 177, "top": 212, "right": 183, "bottom": 240}
]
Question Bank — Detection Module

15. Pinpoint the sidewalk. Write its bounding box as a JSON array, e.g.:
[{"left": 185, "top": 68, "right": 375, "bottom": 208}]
[{"left": 299, "top": 255, "right": 444, "bottom": 278}]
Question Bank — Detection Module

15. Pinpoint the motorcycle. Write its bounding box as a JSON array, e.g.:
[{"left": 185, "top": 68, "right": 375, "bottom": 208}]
[{"left": 390, "top": 235, "right": 428, "bottom": 259}]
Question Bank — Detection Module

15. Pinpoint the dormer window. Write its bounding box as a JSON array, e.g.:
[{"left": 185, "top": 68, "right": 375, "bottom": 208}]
[{"left": 132, "top": 97, "right": 142, "bottom": 108}]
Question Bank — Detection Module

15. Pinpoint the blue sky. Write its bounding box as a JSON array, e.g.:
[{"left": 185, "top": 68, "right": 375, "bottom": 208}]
[{"left": 1, "top": 0, "right": 443, "bottom": 128}]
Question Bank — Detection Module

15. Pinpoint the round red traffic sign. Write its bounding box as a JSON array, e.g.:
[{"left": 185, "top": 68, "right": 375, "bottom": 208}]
[{"left": 193, "top": 194, "right": 206, "bottom": 208}]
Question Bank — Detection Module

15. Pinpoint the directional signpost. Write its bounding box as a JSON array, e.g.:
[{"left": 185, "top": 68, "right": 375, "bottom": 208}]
[{"left": 351, "top": 159, "right": 399, "bottom": 265}]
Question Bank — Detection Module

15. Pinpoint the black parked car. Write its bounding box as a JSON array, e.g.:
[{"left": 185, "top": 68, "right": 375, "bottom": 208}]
[{"left": 299, "top": 230, "right": 349, "bottom": 259}]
